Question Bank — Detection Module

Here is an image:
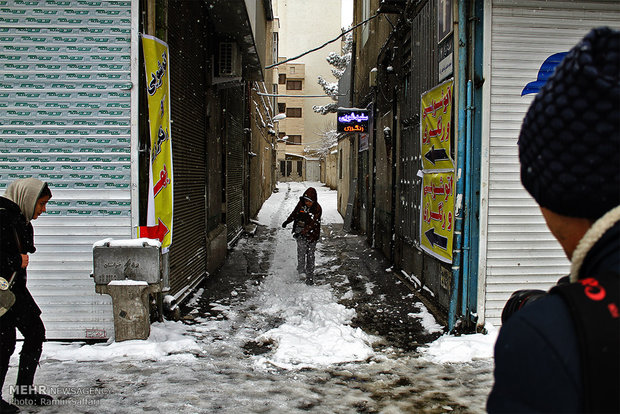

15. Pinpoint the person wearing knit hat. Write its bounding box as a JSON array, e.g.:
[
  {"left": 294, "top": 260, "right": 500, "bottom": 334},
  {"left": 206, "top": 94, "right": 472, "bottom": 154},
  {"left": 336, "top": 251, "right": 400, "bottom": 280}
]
[
  {"left": 488, "top": 27, "right": 619, "bottom": 413},
  {"left": 0, "top": 178, "right": 53, "bottom": 412}
]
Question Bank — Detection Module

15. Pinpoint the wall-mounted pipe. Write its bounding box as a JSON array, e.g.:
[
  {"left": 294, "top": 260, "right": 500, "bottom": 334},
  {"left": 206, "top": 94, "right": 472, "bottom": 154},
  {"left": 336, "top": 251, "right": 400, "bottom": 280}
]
[
  {"left": 448, "top": 0, "right": 468, "bottom": 332},
  {"left": 461, "top": 80, "right": 473, "bottom": 318}
]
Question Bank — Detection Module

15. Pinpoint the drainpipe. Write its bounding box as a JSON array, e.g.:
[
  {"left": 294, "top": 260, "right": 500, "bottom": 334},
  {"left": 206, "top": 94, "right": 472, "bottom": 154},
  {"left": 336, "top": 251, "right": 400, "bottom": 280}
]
[
  {"left": 448, "top": 0, "right": 468, "bottom": 332},
  {"left": 461, "top": 80, "right": 473, "bottom": 319}
]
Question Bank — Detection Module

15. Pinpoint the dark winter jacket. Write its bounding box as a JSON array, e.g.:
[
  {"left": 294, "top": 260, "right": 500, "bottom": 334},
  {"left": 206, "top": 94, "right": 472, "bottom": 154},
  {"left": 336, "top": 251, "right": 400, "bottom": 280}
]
[
  {"left": 487, "top": 207, "right": 620, "bottom": 413},
  {"left": 0, "top": 196, "right": 40, "bottom": 316},
  {"left": 283, "top": 187, "right": 322, "bottom": 243}
]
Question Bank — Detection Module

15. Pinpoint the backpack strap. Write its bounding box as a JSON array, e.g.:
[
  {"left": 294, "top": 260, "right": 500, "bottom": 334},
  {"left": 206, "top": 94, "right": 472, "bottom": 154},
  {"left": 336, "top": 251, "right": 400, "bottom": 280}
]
[{"left": 550, "top": 272, "right": 620, "bottom": 413}]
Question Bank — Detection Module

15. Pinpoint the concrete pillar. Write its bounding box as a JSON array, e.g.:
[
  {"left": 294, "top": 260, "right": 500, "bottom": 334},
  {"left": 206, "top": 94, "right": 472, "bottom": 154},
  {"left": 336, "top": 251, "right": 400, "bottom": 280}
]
[{"left": 97, "top": 281, "right": 151, "bottom": 341}]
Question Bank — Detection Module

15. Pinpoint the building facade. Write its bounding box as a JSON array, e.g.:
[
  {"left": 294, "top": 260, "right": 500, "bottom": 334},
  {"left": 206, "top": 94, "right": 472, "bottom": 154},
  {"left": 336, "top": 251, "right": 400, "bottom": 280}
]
[
  {"left": 345, "top": 0, "right": 620, "bottom": 331},
  {"left": 276, "top": 62, "right": 307, "bottom": 181},
  {"left": 0, "top": 0, "right": 278, "bottom": 339},
  {"left": 274, "top": 0, "right": 343, "bottom": 183}
]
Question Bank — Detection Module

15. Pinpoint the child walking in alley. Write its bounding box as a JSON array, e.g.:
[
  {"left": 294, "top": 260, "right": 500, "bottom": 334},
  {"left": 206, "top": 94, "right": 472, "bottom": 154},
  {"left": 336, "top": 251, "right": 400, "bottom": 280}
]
[{"left": 282, "top": 187, "right": 322, "bottom": 285}]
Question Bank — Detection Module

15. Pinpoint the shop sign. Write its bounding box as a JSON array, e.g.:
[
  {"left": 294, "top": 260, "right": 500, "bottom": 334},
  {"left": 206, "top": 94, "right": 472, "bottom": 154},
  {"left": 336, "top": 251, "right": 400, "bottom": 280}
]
[
  {"left": 337, "top": 109, "right": 369, "bottom": 133},
  {"left": 420, "top": 171, "right": 455, "bottom": 263}
]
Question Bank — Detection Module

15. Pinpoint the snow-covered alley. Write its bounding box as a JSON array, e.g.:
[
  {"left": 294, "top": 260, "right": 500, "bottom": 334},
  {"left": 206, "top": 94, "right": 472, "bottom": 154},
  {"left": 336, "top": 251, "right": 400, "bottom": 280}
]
[{"left": 6, "top": 182, "right": 496, "bottom": 413}]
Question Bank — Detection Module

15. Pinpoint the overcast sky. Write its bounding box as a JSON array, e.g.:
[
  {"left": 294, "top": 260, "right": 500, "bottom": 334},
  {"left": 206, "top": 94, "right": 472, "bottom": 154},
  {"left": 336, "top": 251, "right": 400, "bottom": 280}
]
[{"left": 342, "top": 0, "right": 353, "bottom": 27}]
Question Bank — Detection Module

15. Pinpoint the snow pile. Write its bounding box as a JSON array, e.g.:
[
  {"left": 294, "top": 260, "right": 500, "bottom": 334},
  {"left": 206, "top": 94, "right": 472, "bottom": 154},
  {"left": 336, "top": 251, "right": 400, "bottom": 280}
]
[
  {"left": 42, "top": 321, "right": 202, "bottom": 363},
  {"left": 254, "top": 275, "right": 376, "bottom": 369},
  {"left": 420, "top": 324, "right": 498, "bottom": 363},
  {"left": 254, "top": 182, "right": 374, "bottom": 369},
  {"left": 408, "top": 303, "right": 443, "bottom": 334}
]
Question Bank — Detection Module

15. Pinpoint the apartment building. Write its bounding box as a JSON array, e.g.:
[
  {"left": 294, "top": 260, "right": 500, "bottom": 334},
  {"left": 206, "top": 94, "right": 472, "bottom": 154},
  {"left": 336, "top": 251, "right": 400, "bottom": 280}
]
[
  {"left": 275, "top": 62, "right": 307, "bottom": 181},
  {"left": 274, "top": 0, "right": 343, "bottom": 182}
]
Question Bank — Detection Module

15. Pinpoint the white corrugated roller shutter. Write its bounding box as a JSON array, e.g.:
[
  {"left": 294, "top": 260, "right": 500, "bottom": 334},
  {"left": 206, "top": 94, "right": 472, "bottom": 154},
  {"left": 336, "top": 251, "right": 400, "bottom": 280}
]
[
  {"left": 481, "top": 0, "right": 620, "bottom": 326},
  {"left": 0, "top": 1, "right": 136, "bottom": 339}
]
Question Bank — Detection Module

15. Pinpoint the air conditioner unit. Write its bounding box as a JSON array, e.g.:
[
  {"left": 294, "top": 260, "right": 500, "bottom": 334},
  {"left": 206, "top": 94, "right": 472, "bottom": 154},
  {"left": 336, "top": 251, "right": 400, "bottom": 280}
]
[{"left": 219, "top": 42, "right": 240, "bottom": 77}]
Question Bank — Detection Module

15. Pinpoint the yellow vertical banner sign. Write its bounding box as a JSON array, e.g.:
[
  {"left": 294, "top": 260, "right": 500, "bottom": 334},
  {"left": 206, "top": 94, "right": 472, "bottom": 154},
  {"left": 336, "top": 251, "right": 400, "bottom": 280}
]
[
  {"left": 420, "top": 79, "right": 454, "bottom": 171},
  {"left": 419, "top": 79, "right": 455, "bottom": 263},
  {"left": 420, "top": 171, "right": 455, "bottom": 263},
  {"left": 138, "top": 34, "right": 173, "bottom": 251}
]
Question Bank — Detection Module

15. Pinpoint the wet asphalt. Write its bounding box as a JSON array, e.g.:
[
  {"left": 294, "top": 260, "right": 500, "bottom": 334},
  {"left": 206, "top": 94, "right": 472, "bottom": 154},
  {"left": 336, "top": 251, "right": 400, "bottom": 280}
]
[
  {"left": 8, "top": 220, "right": 493, "bottom": 414},
  {"left": 174, "top": 222, "right": 495, "bottom": 413},
  {"left": 182, "top": 222, "right": 443, "bottom": 354}
]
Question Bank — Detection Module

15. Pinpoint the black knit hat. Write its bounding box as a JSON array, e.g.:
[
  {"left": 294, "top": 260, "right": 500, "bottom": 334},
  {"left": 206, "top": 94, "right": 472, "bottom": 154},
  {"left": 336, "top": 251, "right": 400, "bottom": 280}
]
[{"left": 518, "top": 27, "right": 620, "bottom": 220}]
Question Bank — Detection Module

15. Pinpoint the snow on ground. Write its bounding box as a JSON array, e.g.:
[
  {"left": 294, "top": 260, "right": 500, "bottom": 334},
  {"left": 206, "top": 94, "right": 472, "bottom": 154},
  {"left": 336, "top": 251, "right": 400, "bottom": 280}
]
[
  {"left": 256, "top": 181, "right": 343, "bottom": 226},
  {"left": 253, "top": 181, "right": 375, "bottom": 368},
  {"left": 42, "top": 322, "right": 202, "bottom": 363},
  {"left": 4, "top": 182, "right": 496, "bottom": 412},
  {"left": 24, "top": 180, "right": 496, "bottom": 369},
  {"left": 420, "top": 324, "right": 498, "bottom": 364},
  {"left": 407, "top": 303, "right": 444, "bottom": 334}
]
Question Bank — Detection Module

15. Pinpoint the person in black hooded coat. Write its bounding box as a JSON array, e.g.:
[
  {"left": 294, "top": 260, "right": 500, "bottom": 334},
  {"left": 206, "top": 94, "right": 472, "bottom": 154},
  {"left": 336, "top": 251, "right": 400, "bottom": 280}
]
[
  {"left": 282, "top": 187, "right": 322, "bottom": 285},
  {"left": 0, "top": 178, "right": 53, "bottom": 413}
]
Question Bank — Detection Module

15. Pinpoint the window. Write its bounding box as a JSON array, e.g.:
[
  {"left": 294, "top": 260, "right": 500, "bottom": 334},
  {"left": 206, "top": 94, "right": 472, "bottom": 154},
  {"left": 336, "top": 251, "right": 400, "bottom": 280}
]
[
  {"left": 438, "top": 0, "right": 453, "bottom": 42},
  {"left": 286, "top": 107, "right": 302, "bottom": 118},
  {"left": 290, "top": 66, "right": 295, "bottom": 74},
  {"left": 278, "top": 132, "right": 286, "bottom": 139},
  {"left": 280, "top": 160, "right": 292, "bottom": 177},
  {"left": 362, "top": 0, "right": 370, "bottom": 46},
  {"left": 339, "top": 149, "right": 343, "bottom": 179},
  {"left": 278, "top": 103, "right": 286, "bottom": 113},
  {"left": 286, "top": 80, "right": 302, "bottom": 90},
  {"left": 288, "top": 135, "right": 301, "bottom": 144},
  {"left": 297, "top": 161, "right": 303, "bottom": 175},
  {"left": 272, "top": 32, "right": 278, "bottom": 65},
  {"left": 278, "top": 74, "right": 286, "bottom": 84}
]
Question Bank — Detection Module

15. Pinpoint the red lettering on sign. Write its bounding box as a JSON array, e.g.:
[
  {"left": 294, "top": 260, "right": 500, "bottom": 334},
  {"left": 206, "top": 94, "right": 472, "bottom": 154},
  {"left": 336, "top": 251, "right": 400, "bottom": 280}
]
[
  {"left": 422, "top": 86, "right": 451, "bottom": 119},
  {"left": 431, "top": 202, "right": 443, "bottom": 223},
  {"left": 423, "top": 202, "right": 444, "bottom": 225},
  {"left": 580, "top": 278, "right": 606, "bottom": 301},
  {"left": 443, "top": 86, "right": 452, "bottom": 113},
  {"left": 441, "top": 121, "right": 451, "bottom": 143},
  {"left": 424, "top": 181, "right": 446, "bottom": 200},
  {"left": 429, "top": 118, "right": 442, "bottom": 139},
  {"left": 444, "top": 175, "right": 453, "bottom": 198},
  {"left": 423, "top": 105, "right": 433, "bottom": 119},
  {"left": 432, "top": 99, "right": 443, "bottom": 117},
  {"left": 153, "top": 164, "right": 170, "bottom": 197}
]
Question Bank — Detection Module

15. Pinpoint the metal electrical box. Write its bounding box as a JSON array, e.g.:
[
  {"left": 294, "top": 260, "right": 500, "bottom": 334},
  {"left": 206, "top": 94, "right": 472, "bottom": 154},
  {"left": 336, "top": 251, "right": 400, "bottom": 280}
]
[{"left": 92, "top": 243, "right": 163, "bottom": 286}]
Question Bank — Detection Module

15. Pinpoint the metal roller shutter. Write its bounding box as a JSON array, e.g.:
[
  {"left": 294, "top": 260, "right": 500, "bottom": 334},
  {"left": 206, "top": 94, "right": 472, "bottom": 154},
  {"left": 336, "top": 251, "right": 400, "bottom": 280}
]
[
  {"left": 481, "top": 0, "right": 620, "bottom": 326},
  {"left": 0, "top": 0, "right": 135, "bottom": 340},
  {"left": 167, "top": 2, "right": 208, "bottom": 296},
  {"left": 399, "top": 0, "right": 438, "bottom": 244},
  {"left": 225, "top": 90, "right": 245, "bottom": 245}
]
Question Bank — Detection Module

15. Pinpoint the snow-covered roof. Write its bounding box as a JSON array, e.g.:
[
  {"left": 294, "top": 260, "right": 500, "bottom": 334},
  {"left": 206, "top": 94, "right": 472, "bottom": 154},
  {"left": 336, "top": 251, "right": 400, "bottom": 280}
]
[
  {"left": 284, "top": 153, "right": 306, "bottom": 159},
  {"left": 337, "top": 107, "right": 369, "bottom": 111}
]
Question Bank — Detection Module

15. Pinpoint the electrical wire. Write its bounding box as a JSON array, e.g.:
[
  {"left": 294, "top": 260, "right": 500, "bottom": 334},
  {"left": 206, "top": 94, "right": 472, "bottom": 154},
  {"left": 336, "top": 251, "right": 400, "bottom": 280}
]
[
  {"left": 265, "top": 13, "right": 381, "bottom": 70},
  {"left": 257, "top": 93, "right": 341, "bottom": 98}
]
